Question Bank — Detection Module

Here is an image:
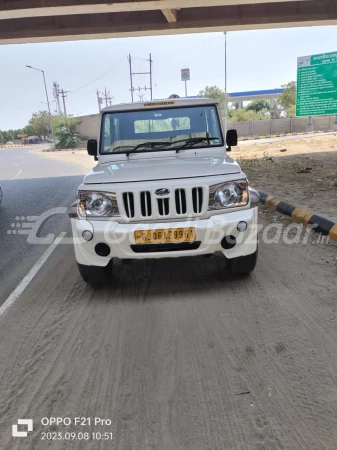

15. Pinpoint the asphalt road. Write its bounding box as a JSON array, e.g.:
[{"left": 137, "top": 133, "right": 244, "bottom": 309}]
[
  {"left": 0, "top": 147, "right": 337, "bottom": 450},
  {"left": 0, "top": 145, "right": 84, "bottom": 301}
]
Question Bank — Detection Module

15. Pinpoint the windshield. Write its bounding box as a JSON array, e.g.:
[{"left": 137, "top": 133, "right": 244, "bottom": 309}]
[{"left": 100, "top": 105, "right": 224, "bottom": 154}]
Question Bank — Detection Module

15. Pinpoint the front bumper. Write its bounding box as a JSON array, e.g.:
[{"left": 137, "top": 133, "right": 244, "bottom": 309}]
[{"left": 71, "top": 207, "right": 258, "bottom": 267}]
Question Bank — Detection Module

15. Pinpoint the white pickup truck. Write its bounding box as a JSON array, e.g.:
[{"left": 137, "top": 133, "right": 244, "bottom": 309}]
[{"left": 69, "top": 97, "right": 259, "bottom": 286}]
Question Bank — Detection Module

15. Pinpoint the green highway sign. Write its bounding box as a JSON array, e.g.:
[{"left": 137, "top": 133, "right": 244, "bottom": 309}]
[{"left": 296, "top": 51, "right": 337, "bottom": 117}]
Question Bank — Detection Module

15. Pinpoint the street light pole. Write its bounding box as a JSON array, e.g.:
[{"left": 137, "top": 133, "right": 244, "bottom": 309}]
[
  {"left": 223, "top": 32, "right": 228, "bottom": 141},
  {"left": 26, "top": 65, "right": 55, "bottom": 149}
]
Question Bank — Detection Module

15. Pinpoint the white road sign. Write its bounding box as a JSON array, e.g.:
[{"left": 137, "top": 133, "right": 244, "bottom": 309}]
[{"left": 181, "top": 68, "right": 190, "bottom": 81}]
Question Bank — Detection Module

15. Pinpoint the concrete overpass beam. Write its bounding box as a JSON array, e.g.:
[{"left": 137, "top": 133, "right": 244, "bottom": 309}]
[
  {"left": 0, "top": 1, "right": 314, "bottom": 20},
  {"left": 0, "top": 1, "right": 337, "bottom": 44},
  {"left": 161, "top": 9, "right": 178, "bottom": 23}
]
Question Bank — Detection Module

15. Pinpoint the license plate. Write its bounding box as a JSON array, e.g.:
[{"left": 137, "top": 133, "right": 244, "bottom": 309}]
[{"left": 134, "top": 228, "right": 196, "bottom": 244}]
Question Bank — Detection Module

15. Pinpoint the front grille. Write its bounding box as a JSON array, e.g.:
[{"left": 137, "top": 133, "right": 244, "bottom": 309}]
[
  {"left": 140, "top": 191, "right": 152, "bottom": 217},
  {"left": 131, "top": 242, "right": 201, "bottom": 253},
  {"left": 175, "top": 189, "right": 187, "bottom": 214},
  {"left": 121, "top": 186, "right": 204, "bottom": 220},
  {"left": 123, "top": 192, "right": 135, "bottom": 218},
  {"left": 192, "top": 187, "right": 203, "bottom": 213},
  {"left": 158, "top": 198, "right": 169, "bottom": 216}
]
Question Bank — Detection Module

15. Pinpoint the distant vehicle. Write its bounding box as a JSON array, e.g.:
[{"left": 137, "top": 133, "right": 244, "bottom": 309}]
[
  {"left": 69, "top": 97, "right": 260, "bottom": 286},
  {"left": 28, "top": 138, "right": 42, "bottom": 144},
  {"left": 6, "top": 141, "right": 14, "bottom": 145}
]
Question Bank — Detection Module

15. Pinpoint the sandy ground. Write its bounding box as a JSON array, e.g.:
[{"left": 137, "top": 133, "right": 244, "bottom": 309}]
[
  {"left": 34, "top": 135, "right": 337, "bottom": 223},
  {"left": 0, "top": 224, "right": 336, "bottom": 450},
  {"left": 234, "top": 134, "right": 337, "bottom": 222},
  {"left": 0, "top": 144, "right": 337, "bottom": 449}
]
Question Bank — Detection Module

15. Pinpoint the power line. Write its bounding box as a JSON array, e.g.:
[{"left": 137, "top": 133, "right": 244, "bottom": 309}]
[{"left": 68, "top": 57, "right": 124, "bottom": 95}]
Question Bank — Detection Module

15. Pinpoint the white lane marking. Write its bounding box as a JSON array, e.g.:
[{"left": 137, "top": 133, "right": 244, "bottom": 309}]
[
  {"left": 11, "top": 162, "right": 22, "bottom": 180},
  {"left": 0, "top": 232, "right": 66, "bottom": 318},
  {"left": 12, "top": 169, "right": 22, "bottom": 180}
]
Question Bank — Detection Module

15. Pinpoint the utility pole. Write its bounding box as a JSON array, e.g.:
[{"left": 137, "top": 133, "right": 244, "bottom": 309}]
[
  {"left": 149, "top": 53, "right": 153, "bottom": 100},
  {"left": 127, "top": 54, "right": 134, "bottom": 102},
  {"left": 128, "top": 53, "right": 153, "bottom": 102},
  {"left": 53, "top": 81, "right": 62, "bottom": 115},
  {"left": 96, "top": 90, "right": 102, "bottom": 112},
  {"left": 59, "top": 89, "right": 68, "bottom": 116},
  {"left": 101, "top": 87, "right": 110, "bottom": 107},
  {"left": 108, "top": 95, "right": 113, "bottom": 106}
]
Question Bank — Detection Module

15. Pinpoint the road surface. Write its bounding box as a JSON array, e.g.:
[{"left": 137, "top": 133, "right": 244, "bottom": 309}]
[
  {"left": 0, "top": 145, "right": 84, "bottom": 301},
  {"left": 0, "top": 146, "right": 337, "bottom": 450}
]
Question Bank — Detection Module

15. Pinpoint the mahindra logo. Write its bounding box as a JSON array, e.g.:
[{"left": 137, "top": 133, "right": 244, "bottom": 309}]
[{"left": 155, "top": 188, "right": 170, "bottom": 196}]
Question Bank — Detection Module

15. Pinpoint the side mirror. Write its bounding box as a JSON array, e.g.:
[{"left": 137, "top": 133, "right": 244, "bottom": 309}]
[
  {"left": 87, "top": 139, "right": 98, "bottom": 160},
  {"left": 226, "top": 129, "right": 238, "bottom": 151}
]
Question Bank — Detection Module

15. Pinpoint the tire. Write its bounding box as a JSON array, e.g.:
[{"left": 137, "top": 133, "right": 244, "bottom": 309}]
[
  {"left": 77, "top": 260, "right": 113, "bottom": 287},
  {"left": 226, "top": 247, "right": 258, "bottom": 276}
]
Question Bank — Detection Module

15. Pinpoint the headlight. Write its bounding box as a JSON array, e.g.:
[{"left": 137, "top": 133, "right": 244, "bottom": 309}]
[
  {"left": 208, "top": 180, "right": 249, "bottom": 210},
  {"left": 78, "top": 191, "right": 120, "bottom": 217}
]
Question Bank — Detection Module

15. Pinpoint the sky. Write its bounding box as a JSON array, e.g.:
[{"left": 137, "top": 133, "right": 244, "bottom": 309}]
[{"left": 0, "top": 25, "right": 336, "bottom": 130}]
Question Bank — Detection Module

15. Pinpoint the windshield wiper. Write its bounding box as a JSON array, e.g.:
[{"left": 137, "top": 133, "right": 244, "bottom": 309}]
[
  {"left": 125, "top": 141, "right": 170, "bottom": 157},
  {"left": 124, "top": 136, "right": 220, "bottom": 156},
  {"left": 111, "top": 145, "right": 134, "bottom": 152},
  {"left": 174, "top": 137, "right": 219, "bottom": 153}
]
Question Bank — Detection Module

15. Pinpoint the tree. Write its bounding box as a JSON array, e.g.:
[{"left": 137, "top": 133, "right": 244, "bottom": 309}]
[
  {"left": 277, "top": 81, "right": 296, "bottom": 117},
  {"left": 27, "top": 111, "right": 51, "bottom": 140},
  {"left": 245, "top": 100, "right": 270, "bottom": 113},
  {"left": 198, "top": 86, "right": 230, "bottom": 117},
  {"left": 229, "top": 108, "right": 270, "bottom": 122},
  {"left": 53, "top": 115, "right": 81, "bottom": 149}
]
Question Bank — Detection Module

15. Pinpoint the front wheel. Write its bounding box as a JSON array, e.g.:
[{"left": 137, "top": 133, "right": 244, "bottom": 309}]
[
  {"left": 77, "top": 260, "right": 113, "bottom": 287},
  {"left": 226, "top": 248, "right": 258, "bottom": 276}
]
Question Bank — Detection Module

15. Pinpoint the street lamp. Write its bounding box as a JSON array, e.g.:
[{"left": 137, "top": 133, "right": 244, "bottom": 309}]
[
  {"left": 223, "top": 32, "right": 228, "bottom": 141},
  {"left": 26, "top": 65, "right": 55, "bottom": 149}
]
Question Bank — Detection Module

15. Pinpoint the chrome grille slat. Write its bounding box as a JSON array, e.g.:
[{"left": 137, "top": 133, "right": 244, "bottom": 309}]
[
  {"left": 140, "top": 191, "right": 152, "bottom": 217},
  {"left": 175, "top": 188, "right": 187, "bottom": 215},
  {"left": 192, "top": 187, "right": 203, "bottom": 214},
  {"left": 158, "top": 198, "right": 169, "bottom": 216},
  {"left": 123, "top": 192, "right": 135, "bottom": 218}
]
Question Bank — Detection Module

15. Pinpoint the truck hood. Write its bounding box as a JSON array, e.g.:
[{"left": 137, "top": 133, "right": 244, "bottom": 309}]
[{"left": 83, "top": 155, "right": 241, "bottom": 184}]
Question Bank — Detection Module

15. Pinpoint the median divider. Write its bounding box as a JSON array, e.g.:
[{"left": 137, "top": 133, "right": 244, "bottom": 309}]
[{"left": 258, "top": 191, "right": 337, "bottom": 242}]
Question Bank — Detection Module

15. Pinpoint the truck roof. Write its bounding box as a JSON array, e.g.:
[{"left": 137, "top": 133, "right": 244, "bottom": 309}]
[{"left": 100, "top": 97, "right": 218, "bottom": 113}]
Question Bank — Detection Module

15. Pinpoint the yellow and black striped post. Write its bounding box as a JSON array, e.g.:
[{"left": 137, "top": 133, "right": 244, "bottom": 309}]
[{"left": 259, "top": 191, "right": 337, "bottom": 242}]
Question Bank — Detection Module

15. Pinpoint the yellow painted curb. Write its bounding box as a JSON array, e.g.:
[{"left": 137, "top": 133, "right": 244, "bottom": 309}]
[
  {"left": 265, "top": 195, "right": 281, "bottom": 211},
  {"left": 291, "top": 208, "right": 314, "bottom": 225},
  {"left": 329, "top": 224, "right": 337, "bottom": 241}
]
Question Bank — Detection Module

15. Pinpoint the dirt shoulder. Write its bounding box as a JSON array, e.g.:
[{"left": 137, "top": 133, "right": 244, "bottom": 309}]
[{"left": 234, "top": 134, "right": 337, "bottom": 222}]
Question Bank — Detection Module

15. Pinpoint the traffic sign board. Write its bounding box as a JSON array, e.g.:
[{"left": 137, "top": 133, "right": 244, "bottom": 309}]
[
  {"left": 296, "top": 51, "right": 337, "bottom": 116},
  {"left": 181, "top": 68, "right": 190, "bottom": 81}
]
